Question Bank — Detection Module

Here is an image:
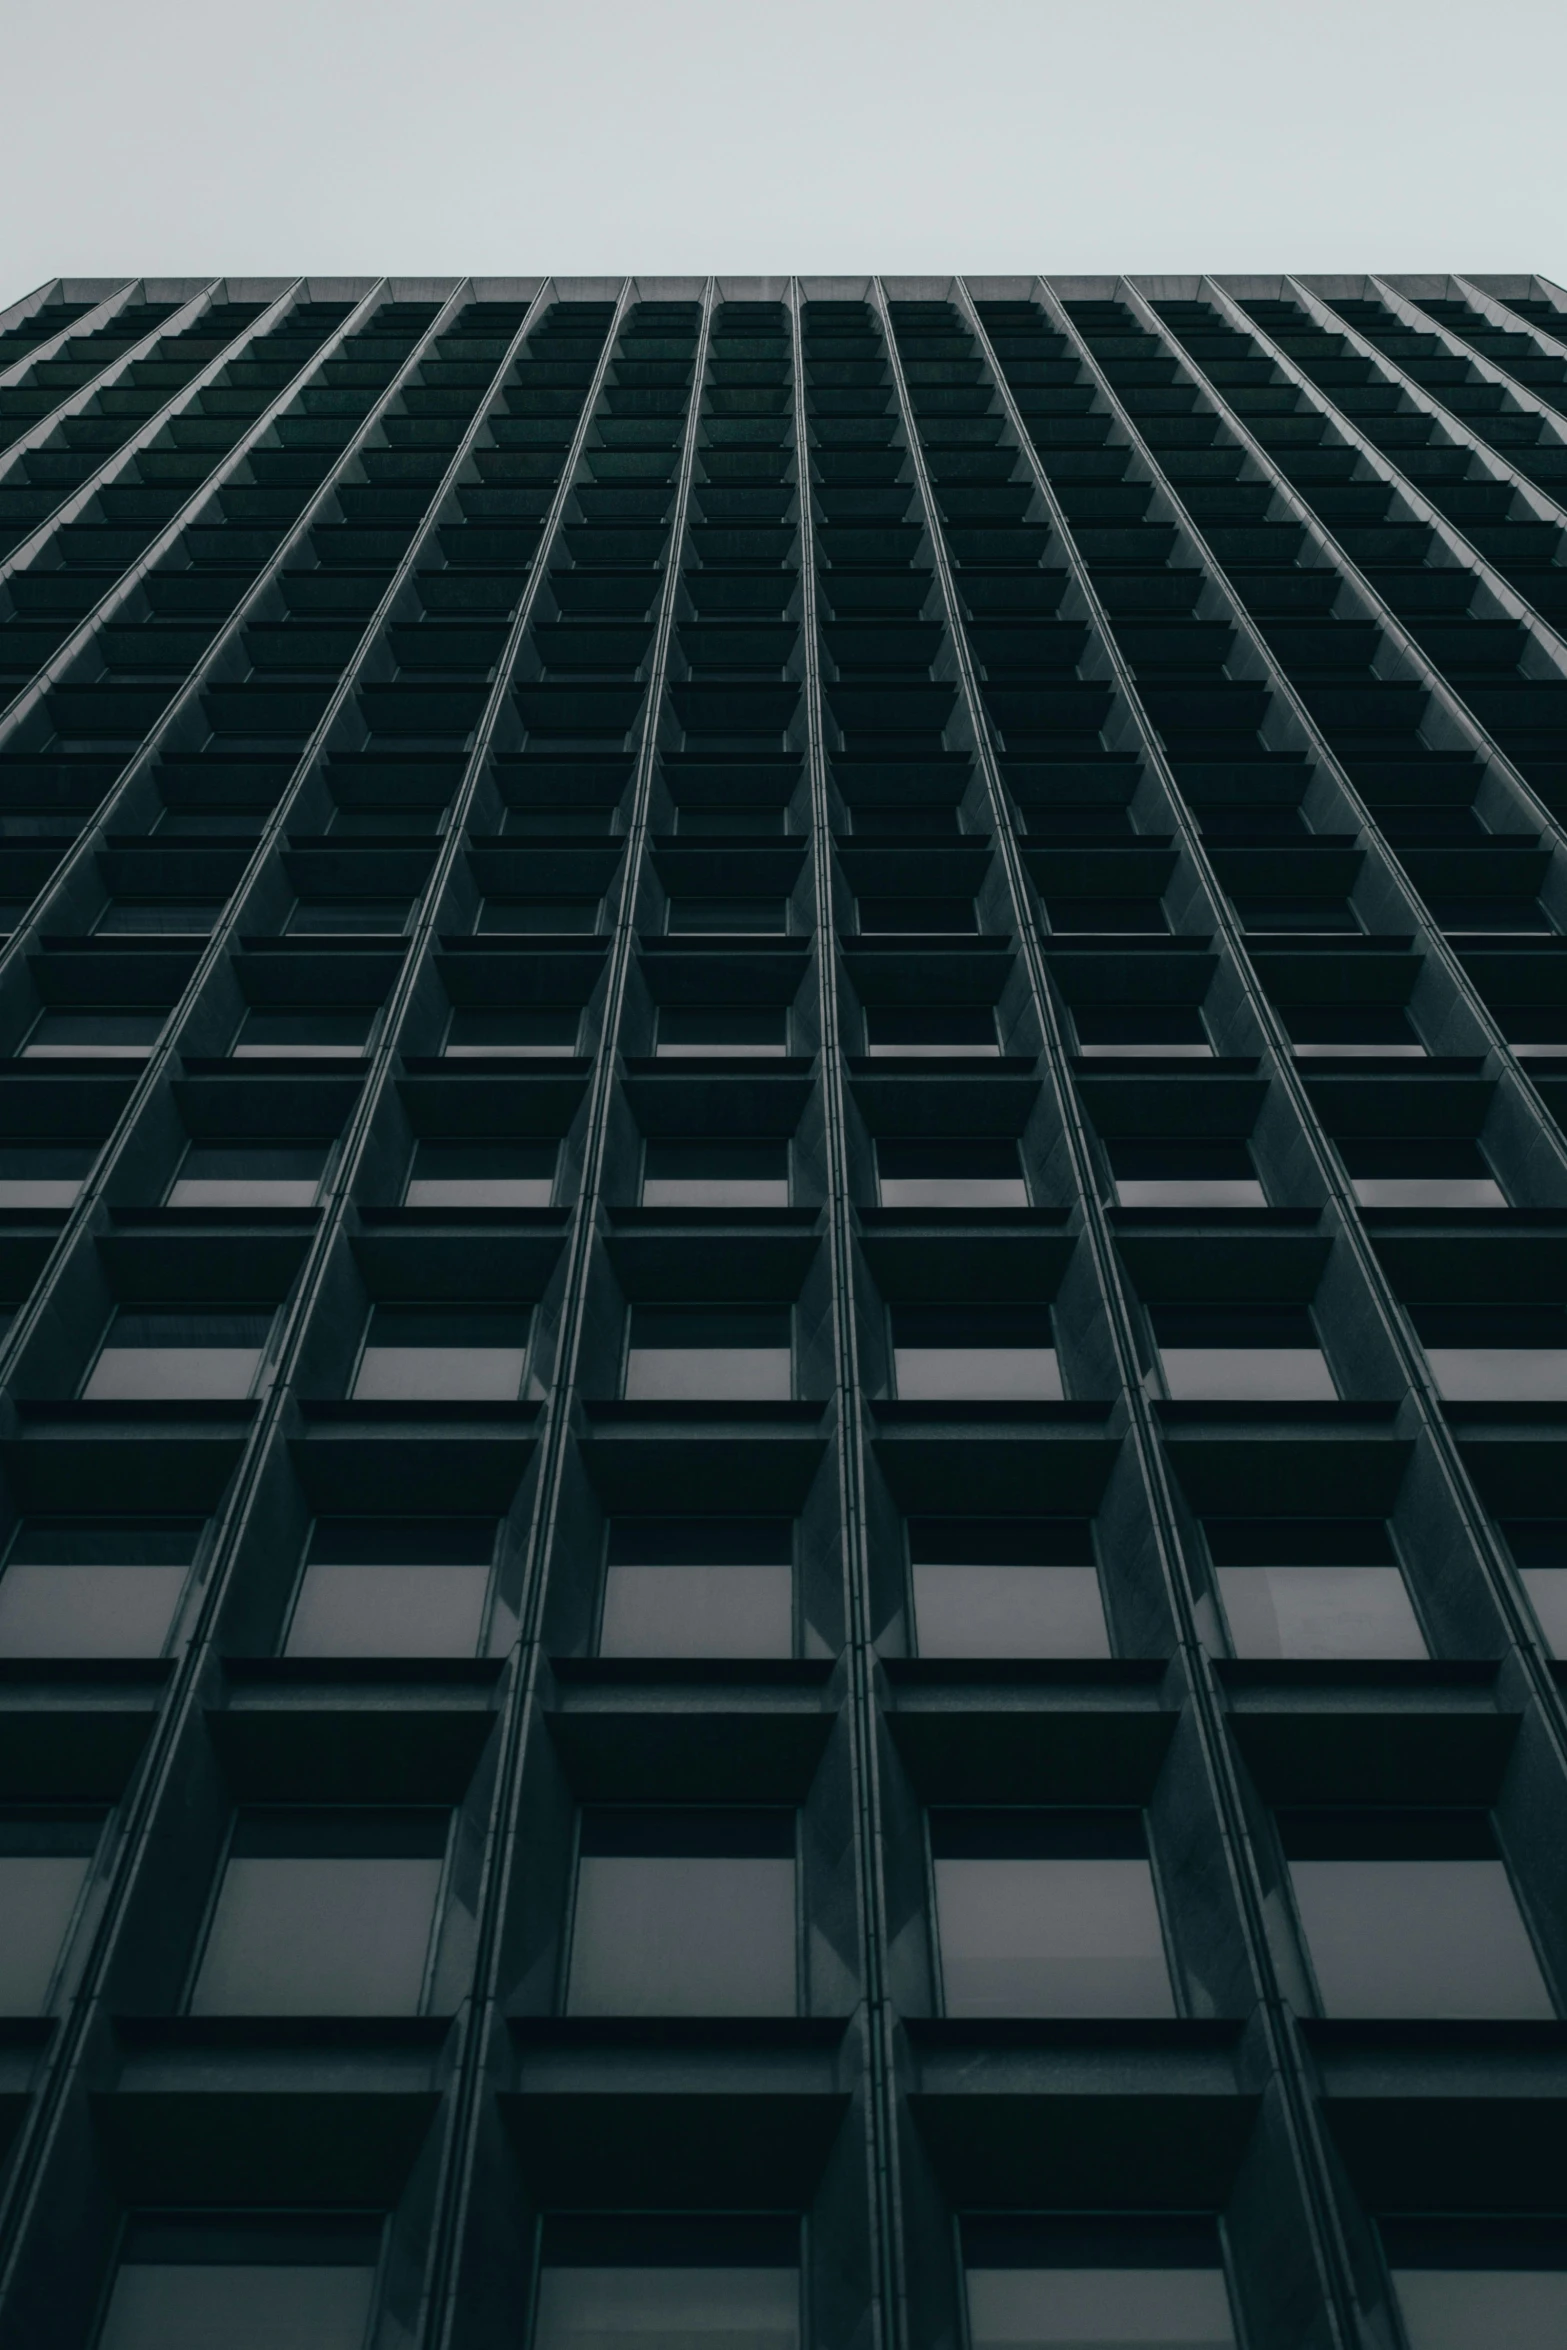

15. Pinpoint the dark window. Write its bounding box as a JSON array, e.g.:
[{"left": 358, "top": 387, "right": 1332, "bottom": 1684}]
[
  {"left": 353, "top": 1305, "right": 531, "bottom": 1401},
  {"left": 1501, "top": 1519, "right": 1567, "bottom": 1657},
  {"left": 863, "top": 1005, "right": 998, "bottom": 1057},
  {"left": 405, "top": 1140, "right": 556, "bottom": 1207},
  {"left": 1339, "top": 1137, "right": 1504, "bottom": 1209},
  {"left": 567, "top": 1808, "right": 796, "bottom": 2015},
  {"left": 1410, "top": 1302, "right": 1567, "bottom": 1403},
  {"left": 23, "top": 1010, "right": 165, "bottom": 1060},
  {"left": 190, "top": 1809, "right": 448, "bottom": 2015},
  {"left": 624, "top": 1304, "right": 792, "bottom": 1400},
  {"left": 0, "top": 1142, "right": 95, "bottom": 1207},
  {"left": 876, "top": 1139, "right": 1027, "bottom": 1207},
  {"left": 1383, "top": 2217, "right": 1567, "bottom": 2350},
  {"left": 931, "top": 1809, "right": 1173, "bottom": 2017},
  {"left": 84, "top": 1308, "right": 274, "bottom": 1402},
  {"left": 535, "top": 2218, "right": 800, "bottom": 2350},
  {"left": 666, "top": 896, "right": 787, "bottom": 934},
  {"left": 857, "top": 895, "right": 976, "bottom": 933},
  {"left": 169, "top": 1143, "right": 328, "bottom": 1207},
  {"left": 0, "top": 1518, "right": 200, "bottom": 1658},
  {"left": 0, "top": 1810, "right": 100, "bottom": 2013},
  {"left": 1045, "top": 895, "right": 1166, "bottom": 934},
  {"left": 1150, "top": 1302, "right": 1335, "bottom": 1401},
  {"left": 97, "top": 2214, "right": 382, "bottom": 2350},
  {"left": 1070, "top": 1004, "right": 1210, "bottom": 1057},
  {"left": 286, "top": 1518, "right": 495, "bottom": 1658},
  {"left": 600, "top": 1518, "right": 793, "bottom": 1657},
  {"left": 1107, "top": 1139, "right": 1264, "bottom": 1208},
  {"left": 1281, "top": 1005, "right": 1422, "bottom": 1057},
  {"left": 1279, "top": 1809, "right": 1553, "bottom": 2018},
  {"left": 656, "top": 1006, "right": 788, "bottom": 1057},
  {"left": 891, "top": 1303, "right": 1061, "bottom": 1401},
  {"left": 963, "top": 2216, "right": 1236, "bottom": 2350},
  {"left": 909, "top": 1517, "right": 1106, "bottom": 1657},
  {"left": 233, "top": 1010, "right": 372, "bottom": 1059},
  {"left": 444, "top": 1007, "right": 580, "bottom": 1057},
  {"left": 642, "top": 1138, "right": 789, "bottom": 1207},
  {"left": 1205, "top": 1517, "right": 1424, "bottom": 1660}
]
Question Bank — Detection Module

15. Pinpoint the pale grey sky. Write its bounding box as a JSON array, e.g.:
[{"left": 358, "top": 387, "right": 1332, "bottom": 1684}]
[{"left": 4, "top": 0, "right": 1563, "bottom": 305}]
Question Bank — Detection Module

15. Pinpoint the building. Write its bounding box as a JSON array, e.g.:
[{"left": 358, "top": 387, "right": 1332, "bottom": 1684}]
[{"left": 0, "top": 268, "right": 1562, "bottom": 2347}]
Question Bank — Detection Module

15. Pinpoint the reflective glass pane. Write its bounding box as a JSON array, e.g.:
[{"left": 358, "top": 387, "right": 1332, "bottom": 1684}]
[
  {"left": 0, "top": 1855, "right": 89, "bottom": 2012},
  {"left": 967, "top": 2265, "right": 1235, "bottom": 2349},
  {"left": 568, "top": 1854, "right": 795, "bottom": 2016},
  {"left": 192, "top": 1854, "right": 441, "bottom": 2014},
  {"left": 936, "top": 1857, "right": 1173, "bottom": 2017},
  {"left": 1289, "top": 1858, "right": 1553, "bottom": 2018},
  {"left": 536, "top": 2266, "right": 798, "bottom": 2350},
  {"left": 287, "top": 1564, "right": 489, "bottom": 1657},
  {"left": 1392, "top": 2270, "right": 1567, "bottom": 2350},
  {"left": 1218, "top": 1567, "right": 1425, "bottom": 1660},
  {"left": 914, "top": 1567, "right": 1108, "bottom": 1658},
  {"left": 99, "top": 2264, "right": 375, "bottom": 2350}
]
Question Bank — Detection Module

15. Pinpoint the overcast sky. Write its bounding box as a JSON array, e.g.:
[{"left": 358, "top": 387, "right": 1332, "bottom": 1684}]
[{"left": 5, "top": 0, "right": 1564, "bottom": 306}]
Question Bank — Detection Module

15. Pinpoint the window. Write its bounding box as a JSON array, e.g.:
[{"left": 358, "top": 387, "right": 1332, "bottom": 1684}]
[
  {"left": 1108, "top": 1140, "right": 1265, "bottom": 1209},
  {"left": 287, "top": 897, "right": 411, "bottom": 935},
  {"left": 1045, "top": 894, "right": 1167, "bottom": 934},
  {"left": 233, "top": 1010, "right": 372, "bottom": 1060},
  {"left": 1206, "top": 1517, "right": 1425, "bottom": 1661},
  {"left": 1501, "top": 1010, "right": 1567, "bottom": 1060},
  {"left": 1502, "top": 1520, "right": 1567, "bottom": 1656},
  {"left": 1150, "top": 1303, "right": 1336, "bottom": 1401},
  {"left": 83, "top": 1307, "right": 273, "bottom": 1401},
  {"left": 655, "top": 1006, "right": 787, "bottom": 1058},
  {"left": 1341, "top": 1139, "right": 1505, "bottom": 1210},
  {"left": 963, "top": 2217, "right": 1236, "bottom": 2350},
  {"left": 0, "top": 1517, "right": 199, "bottom": 1658},
  {"left": 876, "top": 1139, "right": 1027, "bottom": 1208},
  {"left": 850, "top": 802, "right": 959, "bottom": 836},
  {"left": 1411, "top": 1303, "right": 1567, "bottom": 1402},
  {"left": 566, "top": 1809, "right": 796, "bottom": 2015},
  {"left": 1280, "top": 1810, "right": 1554, "bottom": 2018},
  {"left": 1426, "top": 895, "right": 1552, "bottom": 934},
  {"left": 444, "top": 1008, "right": 580, "bottom": 1058},
  {"left": 909, "top": 1518, "right": 1108, "bottom": 1658},
  {"left": 666, "top": 896, "right": 787, "bottom": 934},
  {"left": 1233, "top": 894, "right": 1358, "bottom": 933},
  {"left": 932, "top": 1810, "right": 1174, "bottom": 2017},
  {"left": 863, "top": 1005, "right": 997, "bottom": 1057},
  {"left": 190, "top": 1809, "right": 447, "bottom": 2015},
  {"left": 97, "top": 2214, "right": 381, "bottom": 2350},
  {"left": 22, "top": 1010, "right": 165, "bottom": 1060},
  {"left": 599, "top": 1518, "right": 793, "bottom": 1658},
  {"left": 1282, "top": 1006, "right": 1423, "bottom": 1057},
  {"left": 0, "top": 1812, "right": 98, "bottom": 2012},
  {"left": 641, "top": 1139, "right": 789, "bottom": 1208},
  {"left": 352, "top": 1305, "right": 531, "bottom": 1401},
  {"left": 96, "top": 899, "right": 223, "bottom": 936},
  {"left": 168, "top": 1143, "right": 328, "bottom": 1208},
  {"left": 623, "top": 1305, "right": 792, "bottom": 1401},
  {"left": 1070, "top": 1005, "right": 1212, "bottom": 1058},
  {"left": 0, "top": 1142, "right": 95, "bottom": 1207},
  {"left": 534, "top": 2218, "right": 799, "bottom": 2350},
  {"left": 891, "top": 1305, "right": 1062, "bottom": 1402},
  {"left": 677, "top": 803, "right": 787, "bottom": 836},
  {"left": 478, "top": 896, "right": 600, "bottom": 933},
  {"left": 285, "top": 1518, "right": 495, "bottom": 1658},
  {"left": 1384, "top": 2218, "right": 1567, "bottom": 2350},
  {"left": 857, "top": 895, "right": 976, "bottom": 933},
  {"left": 404, "top": 1140, "right": 556, "bottom": 1207}
]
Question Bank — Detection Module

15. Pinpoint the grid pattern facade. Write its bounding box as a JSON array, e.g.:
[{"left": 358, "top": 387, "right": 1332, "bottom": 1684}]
[{"left": 0, "top": 269, "right": 1564, "bottom": 2347}]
